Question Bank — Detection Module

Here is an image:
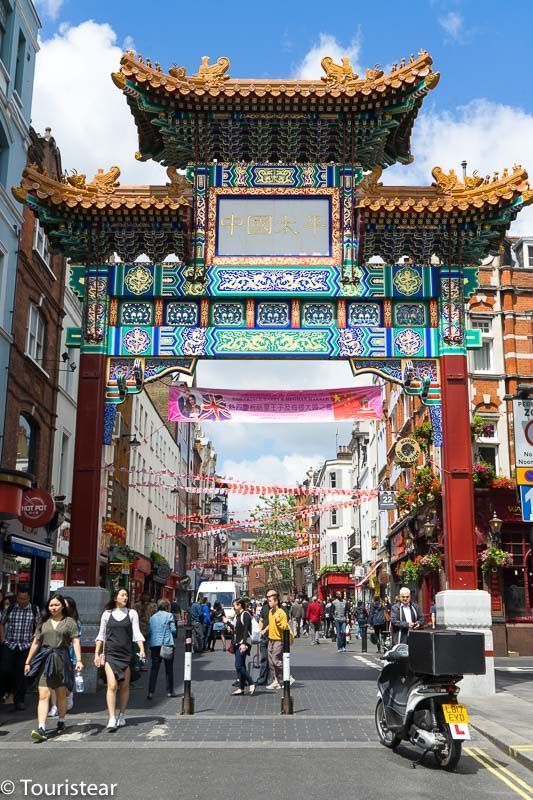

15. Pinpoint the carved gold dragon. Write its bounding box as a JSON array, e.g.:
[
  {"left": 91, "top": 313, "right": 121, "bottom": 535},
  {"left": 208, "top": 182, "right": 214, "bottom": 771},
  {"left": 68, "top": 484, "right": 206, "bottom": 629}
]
[{"left": 67, "top": 166, "right": 121, "bottom": 195}]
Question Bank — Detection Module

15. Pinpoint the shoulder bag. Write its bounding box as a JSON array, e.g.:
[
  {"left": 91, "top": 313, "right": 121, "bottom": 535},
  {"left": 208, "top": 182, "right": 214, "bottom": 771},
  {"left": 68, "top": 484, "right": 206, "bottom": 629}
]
[{"left": 160, "top": 615, "right": 175, "bottom": 660}]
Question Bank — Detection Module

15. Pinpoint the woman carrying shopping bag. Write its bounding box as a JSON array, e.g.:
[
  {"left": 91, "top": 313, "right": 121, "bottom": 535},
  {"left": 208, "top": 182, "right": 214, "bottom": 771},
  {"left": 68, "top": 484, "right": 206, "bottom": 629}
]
[{"left": 146, "top": 599, "right": 178, "bottom": 700}]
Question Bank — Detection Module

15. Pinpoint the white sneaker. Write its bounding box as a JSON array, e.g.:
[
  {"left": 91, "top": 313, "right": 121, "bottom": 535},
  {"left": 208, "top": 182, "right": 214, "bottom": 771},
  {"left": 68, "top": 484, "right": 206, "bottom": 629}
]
[
  {"left": 107, "top": 716, "right": 118, "bottom": 730},
  {"left": 266, "top": 681, "right": 280, "bottom": 690},
  {"left": 48, "top": 705, "right": 58, "bottom": 718},
  {"left": 289, "top": 676, "right": 296, "bottom": 686},
  {"left": 117, "top": 713, "right": 126, "bottom": 727}
]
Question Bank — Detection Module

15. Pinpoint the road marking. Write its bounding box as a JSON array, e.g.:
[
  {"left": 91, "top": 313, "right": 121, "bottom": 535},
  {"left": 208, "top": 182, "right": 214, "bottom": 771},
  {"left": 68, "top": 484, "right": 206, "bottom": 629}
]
[
  {"left": 146, "top": 723, "right": 170, "bottom": 739},
  {"left": 353, "top": 656, "right": 381, "bottom": 670},
  {"left": 496, "top": 667, "right": 533, "bottom": 673},
  {"left": 465, "top": 747, "right": 533, "bottom": 800},
  {"left": 511, "top": 745, "right": 533, "bottom": 754}
]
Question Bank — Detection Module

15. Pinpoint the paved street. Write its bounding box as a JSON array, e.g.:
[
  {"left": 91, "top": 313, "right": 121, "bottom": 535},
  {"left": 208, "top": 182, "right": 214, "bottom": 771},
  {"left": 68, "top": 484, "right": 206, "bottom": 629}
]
[{"left": 0, "top": 637, "right": 531, "bottom": 800}]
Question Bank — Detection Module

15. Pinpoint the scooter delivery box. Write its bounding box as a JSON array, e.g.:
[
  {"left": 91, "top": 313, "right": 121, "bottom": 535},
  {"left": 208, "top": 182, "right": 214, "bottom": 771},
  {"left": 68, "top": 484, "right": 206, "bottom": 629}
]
[{"left": 408, "top": 630, "right": 486, "bottom": 675}]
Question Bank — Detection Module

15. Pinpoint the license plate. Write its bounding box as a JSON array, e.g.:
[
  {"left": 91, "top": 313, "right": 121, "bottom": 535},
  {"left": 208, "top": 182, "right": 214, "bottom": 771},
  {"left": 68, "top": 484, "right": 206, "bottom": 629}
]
[{"left": 442, "top": 703, "right": 470, "bottom": 724}]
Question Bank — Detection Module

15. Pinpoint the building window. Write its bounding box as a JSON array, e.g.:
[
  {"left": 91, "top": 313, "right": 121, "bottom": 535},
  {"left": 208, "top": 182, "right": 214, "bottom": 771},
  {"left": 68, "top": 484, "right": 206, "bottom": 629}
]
[
  {"left": 25, "top": 304, "right": 45, "bottom": 365},
  {"left": 330, "top": 541, "right": 338, "bottom": 565},
  {"left": 477, "top": 445, "right": 499, "bottom": 472},
  {"left": 470, "top": 317, "right": 493, "bottom": 372},
  {"left": 0, "top": 1, "right": 11, "bottom": 66},
  {"left": 33, "top": 219, "right": 50, "bottom": 267},
  {"left": 329, "top": 471, "right": 337, "bottom": 488},
  {"left": 14, "top": 29, "right": 25, "bottom": 97},
  {"left": 528, "top": 245, "right": 533, "bottom": 267},
  {"left": 58, "top": 432, "right": 70, "bottom": 495},
  {"left": 16, "top": 414, "right": 37, "bottom": 474},
  {"left": 330, "top": 509, "right": 338, "bottom": 526},
  {"left": 0, "top": 122, "right": 9, "bottom": 188}
]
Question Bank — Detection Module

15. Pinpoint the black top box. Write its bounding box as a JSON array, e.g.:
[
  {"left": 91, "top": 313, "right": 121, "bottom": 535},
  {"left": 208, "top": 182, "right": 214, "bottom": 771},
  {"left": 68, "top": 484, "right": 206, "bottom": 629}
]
[{"left": 408, "top": 630, "right": 486, "bottom": 676}]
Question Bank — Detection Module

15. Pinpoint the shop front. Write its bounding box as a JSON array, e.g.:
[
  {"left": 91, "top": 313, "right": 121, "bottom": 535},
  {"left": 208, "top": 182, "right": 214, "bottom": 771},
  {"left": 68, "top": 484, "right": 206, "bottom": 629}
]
[
  {"left": 130, "top": 554, "right": 152, "bottom": 603},
  {"left": 475, "top": 488, "right": 533, "bottom": 655},
  {"left": 317, "top": 567, "right": 355, "bottom": 600}
]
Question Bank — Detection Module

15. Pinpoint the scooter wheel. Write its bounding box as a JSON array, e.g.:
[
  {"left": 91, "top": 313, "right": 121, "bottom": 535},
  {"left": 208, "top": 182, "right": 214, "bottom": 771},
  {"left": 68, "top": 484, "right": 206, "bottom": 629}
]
[
  {"left": 434, "top": 715, "right": 462, "bottom": 771},
  {"left": 375, "top": 699, "right": 401, "bottom": 749}
]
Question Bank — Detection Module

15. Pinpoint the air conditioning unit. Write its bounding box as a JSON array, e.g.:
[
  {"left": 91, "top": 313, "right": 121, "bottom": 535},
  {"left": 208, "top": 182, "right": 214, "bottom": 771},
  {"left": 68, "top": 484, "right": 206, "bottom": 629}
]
[{"left": 112, "top": 412, "right": 122, "bottom": 440}]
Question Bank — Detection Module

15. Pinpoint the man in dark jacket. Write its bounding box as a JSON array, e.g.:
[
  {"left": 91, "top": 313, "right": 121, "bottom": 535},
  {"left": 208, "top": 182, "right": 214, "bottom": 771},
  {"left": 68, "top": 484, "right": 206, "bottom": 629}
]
[
  {"left": 391, "top": 587, "right": 424, "bottom": 645},
  {"left": 256, "top": 598, "right": 271, "bottom": 686},
  {"left": 368, "top": 597, "right": 387, "bottom": 652}
]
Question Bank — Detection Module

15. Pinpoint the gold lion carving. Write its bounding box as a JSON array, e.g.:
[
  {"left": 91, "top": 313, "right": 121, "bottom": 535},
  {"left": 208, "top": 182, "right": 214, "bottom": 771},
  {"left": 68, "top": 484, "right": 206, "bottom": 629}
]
[
  {"left": 67, "top": 166, "right": 121, "bottom": 195},
  {"left": 321, "top": 56, "right": 359, "bottom": 87},
  {"left": 192, "top": 56, "right": 230, "bottom": 88}
]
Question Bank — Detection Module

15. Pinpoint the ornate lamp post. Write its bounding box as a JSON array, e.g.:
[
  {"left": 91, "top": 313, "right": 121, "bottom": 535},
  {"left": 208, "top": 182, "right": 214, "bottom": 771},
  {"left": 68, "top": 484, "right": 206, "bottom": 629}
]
[{"left": 489, "top": 511, "right": 503, "bottom": 547}]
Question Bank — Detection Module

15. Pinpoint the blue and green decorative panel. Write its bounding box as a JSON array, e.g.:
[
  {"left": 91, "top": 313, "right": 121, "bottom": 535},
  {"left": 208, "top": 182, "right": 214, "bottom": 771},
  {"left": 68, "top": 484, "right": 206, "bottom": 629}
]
[
  {"left": 386, "top": 265, "right": 438, "bottom": 298},
  {"left": 393, "top": 302, "right": 427, "bottom": 327},
  {"left": 211, "top": 302, "right": 246, "bottom": 327},
  {"left": 302, "top": 302, "right": 335, "bottom": 327},
  {"left": 207, "top": 328, "right": 338, "bottom": 357},
  {"left": 208, "top": 163, "right": 343, "bottom": 189},
  {"left": 256, "top": 302, "right": 290, "bottom": 328},
  {"left": 165, "top": 302, "right": 199, "bottom": 326},
  {"left": 108, "top": 262, "right": 185, "bottom": 298},
  {"left": 120, "top": 301, "right": 154, "bottom": 326},
  {"left": 208, "top": 266, "right": 341, "bottom": 297},
  {"left": 393, "top": 327, "right": 438, "bottom": 358},
  {"left": 348, "top": 302, "right": 382, "bottom": 327}
]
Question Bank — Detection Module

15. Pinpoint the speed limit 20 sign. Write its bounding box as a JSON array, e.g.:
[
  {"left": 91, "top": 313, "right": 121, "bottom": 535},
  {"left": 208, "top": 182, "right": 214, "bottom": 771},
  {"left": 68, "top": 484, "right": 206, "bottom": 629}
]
[{"left": 513, "top": 399, "right": 533, "bottom": 470}]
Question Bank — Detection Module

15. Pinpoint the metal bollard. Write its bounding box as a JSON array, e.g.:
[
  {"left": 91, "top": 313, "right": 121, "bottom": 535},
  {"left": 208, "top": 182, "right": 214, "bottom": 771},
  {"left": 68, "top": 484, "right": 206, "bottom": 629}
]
[
  {"left": 280, "top": 628, "right": 294, "bottom": 715},
  {"left": 181, "top": 626, "right": 195, "bottom": 715},
  {"left": 362, "top": 623, "right": 368, "bottom": 653}
]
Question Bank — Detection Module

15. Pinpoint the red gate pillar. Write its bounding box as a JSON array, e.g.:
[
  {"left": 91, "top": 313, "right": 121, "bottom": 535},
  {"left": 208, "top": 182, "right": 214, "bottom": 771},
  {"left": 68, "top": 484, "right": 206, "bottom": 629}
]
[
  {"left": 439, "top": 353, "right": 477, "bottom": 590},
  {"left": 69, "top": 353, "right": 107, "bottom": 586}
]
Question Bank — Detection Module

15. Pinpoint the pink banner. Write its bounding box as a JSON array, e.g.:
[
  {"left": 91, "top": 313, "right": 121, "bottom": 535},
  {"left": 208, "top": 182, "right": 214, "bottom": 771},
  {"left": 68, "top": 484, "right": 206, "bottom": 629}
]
[{"left": 168, "top": 385, "right": 382, "bottom": 423}]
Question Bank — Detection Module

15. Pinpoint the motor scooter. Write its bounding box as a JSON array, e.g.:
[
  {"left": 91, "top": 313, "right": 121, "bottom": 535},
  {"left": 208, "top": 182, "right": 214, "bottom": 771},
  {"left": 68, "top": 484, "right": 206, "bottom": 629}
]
[{"left": 375, "top": 643, "right": 470, "bottom": 770}]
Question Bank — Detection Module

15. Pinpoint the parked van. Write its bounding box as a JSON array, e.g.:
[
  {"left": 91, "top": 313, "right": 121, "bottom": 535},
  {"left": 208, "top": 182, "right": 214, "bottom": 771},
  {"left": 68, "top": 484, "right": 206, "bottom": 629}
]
[{"left": 196, "top": 581, "right": 238, "bottom": 615}]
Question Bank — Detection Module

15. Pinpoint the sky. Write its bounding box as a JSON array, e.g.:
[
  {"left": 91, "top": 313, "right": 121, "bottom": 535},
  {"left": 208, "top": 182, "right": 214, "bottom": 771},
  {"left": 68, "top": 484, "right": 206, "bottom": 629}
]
[{"left": 32, "top": 0, "right": 533, "bottom": 513}]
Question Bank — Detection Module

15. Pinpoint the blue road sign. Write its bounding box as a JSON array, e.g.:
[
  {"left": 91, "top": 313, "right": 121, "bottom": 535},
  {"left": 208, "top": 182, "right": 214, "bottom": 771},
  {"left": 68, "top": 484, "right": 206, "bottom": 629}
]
[{"left": 519, "top": 485, "right": 533, "bottom": 522}]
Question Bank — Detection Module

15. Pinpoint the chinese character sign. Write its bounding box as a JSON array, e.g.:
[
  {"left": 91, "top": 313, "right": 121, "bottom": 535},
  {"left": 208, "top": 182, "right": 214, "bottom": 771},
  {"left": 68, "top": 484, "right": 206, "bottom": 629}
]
[
  {"left": 168, "top": 385, "right": 382, "bottom": 423},
  {"left": 217, "top": 197, "right": 331, "bottom": 257}
]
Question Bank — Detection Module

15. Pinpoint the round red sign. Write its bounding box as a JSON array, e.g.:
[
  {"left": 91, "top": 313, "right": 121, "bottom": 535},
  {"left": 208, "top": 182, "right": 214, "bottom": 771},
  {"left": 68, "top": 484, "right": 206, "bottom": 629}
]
[{"left": 19, "top": 489, "right": 56, "bottom": 528}]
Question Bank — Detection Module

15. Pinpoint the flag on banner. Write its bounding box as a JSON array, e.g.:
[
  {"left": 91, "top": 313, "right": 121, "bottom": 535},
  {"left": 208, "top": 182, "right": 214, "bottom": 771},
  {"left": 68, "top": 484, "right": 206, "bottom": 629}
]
[{"left": 168, "top": 385, "right": 382, "bottom": 423}]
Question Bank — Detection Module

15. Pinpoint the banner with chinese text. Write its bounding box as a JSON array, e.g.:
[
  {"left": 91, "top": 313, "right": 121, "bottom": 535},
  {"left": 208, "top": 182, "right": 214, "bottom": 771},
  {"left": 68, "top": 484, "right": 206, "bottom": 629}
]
[{"left": 168, "top": 385, "right": 382, "bottom": 423}]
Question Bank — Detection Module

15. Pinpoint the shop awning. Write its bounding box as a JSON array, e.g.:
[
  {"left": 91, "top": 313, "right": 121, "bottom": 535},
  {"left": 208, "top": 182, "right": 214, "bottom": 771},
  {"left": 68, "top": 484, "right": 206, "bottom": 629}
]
[
  {"left": 7, "top": 536, "right": 52, "bottom": 560},
  {"left": 355, "top": 560, "right": 383, "bottom": 589}
]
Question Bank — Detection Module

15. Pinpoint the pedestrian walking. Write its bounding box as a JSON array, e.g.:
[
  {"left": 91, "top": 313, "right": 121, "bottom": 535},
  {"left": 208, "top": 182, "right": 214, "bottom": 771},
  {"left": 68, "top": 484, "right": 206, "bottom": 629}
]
[
  {"left": 188, "top": 597, "right": 205, "bottom": 653},
  {"left": 209, "top": 601, "right": 226, "bottom": 652},
  {"left": 24, "top": 594, "right": 83, "bottom": 742},
  {"left": 367, "top": 597, "right": 387, "bottom": 652},
  {"left": 324, "top": 596, "right": 334, "bottom": 639},
  {"left": 332, "top": 592, "right": 348, "bottom": 653},
  {"left": 290, "top": 597, "right": 304, "bottom": 638},
  {"left": 301, "top": 597, "right": 309, "bottom": 636},
  {"left": 390, "top": 587, "right": 424, "bottom": 645},
  {"left": 256, "top": 598, "right": 271, "bottom": 686},
  {"left": 264, "top": 589, "right": 294, "bottom": 689},
  {"left": 94, "top": 588, "right": 146, "bottom": 731},
  {"left": 134, "top": 593, "right": 156, "bottom": 640},
  {"left": 355, "top": 601, "right": 368, "bottom": 640},
  {"left": 200, "top": 597, "right": 212, "bottom": 651},
  {"left": 229, "top": 598, "right": 255, "bottom": 696},
  {"left": 146, "top": 599, "right": 178, "bottom": 700},
  {"left": 48, "top": 596, "right": 82, "bottom": 719},
  {"left": 305, "top": 596, "right": 324, "bottom": 644},
  {"left": 0, "top": 587, "right": 40, "bottom": 711}
]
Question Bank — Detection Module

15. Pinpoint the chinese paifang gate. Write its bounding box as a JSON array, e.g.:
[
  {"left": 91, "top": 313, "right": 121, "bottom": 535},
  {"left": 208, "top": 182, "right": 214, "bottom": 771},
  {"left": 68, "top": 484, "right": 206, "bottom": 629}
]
[{"left": 12, "top": 49, "right": 533, "bottom": 593}]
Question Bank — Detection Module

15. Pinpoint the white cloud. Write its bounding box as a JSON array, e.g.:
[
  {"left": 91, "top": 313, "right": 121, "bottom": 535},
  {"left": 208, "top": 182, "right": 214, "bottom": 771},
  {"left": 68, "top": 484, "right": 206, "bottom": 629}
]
[
  {"left": 439, "top": 11, "right": 464, "bottom": 42},
  {"left": 384, "top": 99, "right": 533, "bottom": 235},
  {"left": 32, "top": 21, "right": 166, "bottom": 184},
  {"left": 220, "top": 454, "right": 325, "bottom": 516},
  {"left": 35, "top": 0, "right": 64, "bottom": 21},
  {"left": 293, "top": 31, "right": 362, "bottom": 80}
]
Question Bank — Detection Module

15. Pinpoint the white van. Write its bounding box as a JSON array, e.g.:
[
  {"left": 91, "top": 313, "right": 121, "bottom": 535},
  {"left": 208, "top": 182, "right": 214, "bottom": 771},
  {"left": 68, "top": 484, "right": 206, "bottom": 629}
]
[{"left": 196, "top": 581, "right": 238, "bottom": 615}]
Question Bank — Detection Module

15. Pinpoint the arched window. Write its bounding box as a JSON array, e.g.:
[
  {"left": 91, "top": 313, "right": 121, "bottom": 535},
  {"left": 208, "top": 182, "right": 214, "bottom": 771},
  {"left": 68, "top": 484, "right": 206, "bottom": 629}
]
[
  {"left": 16, "top": 414, "right": 37, "bottom": 474},
  {"left": 0, "top": 120, "right": 9, "bottom": 188},
  {"left": 26, "top": 303, "right": 45, "bottom": 365}
]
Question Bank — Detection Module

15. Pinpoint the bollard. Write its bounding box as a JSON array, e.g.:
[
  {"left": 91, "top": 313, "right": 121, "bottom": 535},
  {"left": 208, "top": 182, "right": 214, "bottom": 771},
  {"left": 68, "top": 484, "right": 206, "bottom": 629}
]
[
  {"left": 181, "top": 626, "right": 195, "bottom": 715},
  {"left": 280, "top": 628, "right": 294, "bottom": 715},
  {"left": 362, "top": 623, "right": 368, "bottom": 653}
]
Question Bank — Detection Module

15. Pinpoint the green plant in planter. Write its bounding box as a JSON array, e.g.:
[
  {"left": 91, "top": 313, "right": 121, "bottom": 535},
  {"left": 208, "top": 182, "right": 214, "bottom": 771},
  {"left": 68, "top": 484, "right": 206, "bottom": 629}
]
[
  {"left": 402, "top": 559, "right": 420, "bottom": 583},
  {"left": 471, "top": 415, "right": 495, "bottom": 440},
  {"left": 480, "top": 547, "right": 512, "bottom": 573},
  {"left": 412, "top": 420, "right": 433, "bottom": 453}
]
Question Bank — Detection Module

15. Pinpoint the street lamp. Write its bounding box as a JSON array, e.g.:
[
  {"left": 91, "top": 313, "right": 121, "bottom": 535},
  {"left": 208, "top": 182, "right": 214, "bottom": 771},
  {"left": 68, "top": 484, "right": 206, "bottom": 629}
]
[
  {"left": 423, "top": 512, "right": 436, "bottom": 539},
  {"left": 489, "top": 511, "right": 503, "bottom": 545}
]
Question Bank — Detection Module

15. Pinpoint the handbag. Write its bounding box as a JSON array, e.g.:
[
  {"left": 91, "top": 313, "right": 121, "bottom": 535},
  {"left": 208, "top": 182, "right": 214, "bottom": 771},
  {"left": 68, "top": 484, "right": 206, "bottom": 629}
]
[{"left": 160, "top": 616, "right": 175, "bottom": 660}]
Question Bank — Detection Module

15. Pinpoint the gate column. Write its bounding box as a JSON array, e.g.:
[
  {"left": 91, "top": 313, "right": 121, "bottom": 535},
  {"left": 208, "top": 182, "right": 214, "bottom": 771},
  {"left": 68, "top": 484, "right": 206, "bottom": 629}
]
[
  {"left": 68, "top": 352, "right": 107, "bottom": 587},
  {"left": 439, "top": 353, "right": 477, "bottom": 590}
]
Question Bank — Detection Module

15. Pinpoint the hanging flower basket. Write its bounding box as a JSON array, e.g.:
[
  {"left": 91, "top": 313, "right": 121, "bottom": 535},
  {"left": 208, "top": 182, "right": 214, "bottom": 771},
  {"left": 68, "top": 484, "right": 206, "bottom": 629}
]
[
  {"left": 479, "top": 547, "right": 512, "bottom": 573},
  {"left": 471, "top": 416, "right": 495, "bottom": 440},
  {"left": 402, "top": 559, "right": 421, "bottom": 583},
  {"left": 472, "top": 462, "right": 496, "bottom": 488},
  {"left": 418, "top": 553, "right": 442, "bottom": 575}
]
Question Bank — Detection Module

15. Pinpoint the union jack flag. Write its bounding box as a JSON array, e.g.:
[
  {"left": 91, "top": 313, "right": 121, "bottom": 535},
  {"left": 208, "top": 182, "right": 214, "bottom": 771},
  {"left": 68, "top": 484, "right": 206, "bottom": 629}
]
[{"left": 199, "top": 394, "right": 232, "bottom": 421}]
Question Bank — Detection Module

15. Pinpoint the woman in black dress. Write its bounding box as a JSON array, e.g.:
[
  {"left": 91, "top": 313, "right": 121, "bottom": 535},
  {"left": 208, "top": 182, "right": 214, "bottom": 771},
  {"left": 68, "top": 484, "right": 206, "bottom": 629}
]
[
  {"left": 230, "top": 598, "right": 255, "bottom": 696},
  {"left": 95, "top": 588, "right": 145, "bottom": 731}
]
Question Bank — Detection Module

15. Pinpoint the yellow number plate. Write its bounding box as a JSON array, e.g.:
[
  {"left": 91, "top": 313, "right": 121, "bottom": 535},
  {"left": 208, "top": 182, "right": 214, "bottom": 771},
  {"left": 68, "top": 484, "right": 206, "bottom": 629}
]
[{"left": 442, "top": 703, "right": 470, "bottom": 724}]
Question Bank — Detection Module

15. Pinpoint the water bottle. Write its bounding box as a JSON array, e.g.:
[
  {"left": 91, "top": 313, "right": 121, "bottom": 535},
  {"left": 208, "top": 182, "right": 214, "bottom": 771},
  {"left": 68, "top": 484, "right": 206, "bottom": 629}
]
[{"left": 75, "top": 673, "right": 84, "bottom": 693}]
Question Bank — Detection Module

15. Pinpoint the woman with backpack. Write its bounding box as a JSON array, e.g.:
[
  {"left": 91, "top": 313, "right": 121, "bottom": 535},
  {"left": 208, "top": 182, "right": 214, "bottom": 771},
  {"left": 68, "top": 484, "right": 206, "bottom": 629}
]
[
  {"left": 94, "top": 588, "right": 146, "bottom": 731},
  {"left": 229, "top": 598, "right": 255, "bottom": 696},
  {"left": 209, "top": 601, "right": 226, "bottom": 652}
]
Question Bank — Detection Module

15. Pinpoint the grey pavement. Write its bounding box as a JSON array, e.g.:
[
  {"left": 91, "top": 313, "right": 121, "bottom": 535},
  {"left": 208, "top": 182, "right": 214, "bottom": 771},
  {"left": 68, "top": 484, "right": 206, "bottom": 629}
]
[{"left": 0, "top": 638, "right": 531, "bottom": 800}]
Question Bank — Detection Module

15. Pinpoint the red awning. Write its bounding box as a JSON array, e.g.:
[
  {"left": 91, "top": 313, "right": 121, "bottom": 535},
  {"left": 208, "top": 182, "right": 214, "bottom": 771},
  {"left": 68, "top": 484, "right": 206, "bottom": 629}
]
[{"left": 355, "top": 560, "right": 383, "bottom": 589}]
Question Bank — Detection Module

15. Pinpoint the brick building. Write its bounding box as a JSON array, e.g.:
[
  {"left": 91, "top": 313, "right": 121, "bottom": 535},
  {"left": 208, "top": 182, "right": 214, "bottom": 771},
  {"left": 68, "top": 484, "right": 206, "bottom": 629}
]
[{"left": 0, "top": 128, "right": 67, "bottom": 604}]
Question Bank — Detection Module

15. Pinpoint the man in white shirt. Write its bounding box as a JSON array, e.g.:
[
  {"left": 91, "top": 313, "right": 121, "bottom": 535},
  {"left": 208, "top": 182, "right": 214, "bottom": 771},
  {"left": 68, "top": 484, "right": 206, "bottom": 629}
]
[{"left": 391, "top": 587, "right": 424, "bottom": 645}]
